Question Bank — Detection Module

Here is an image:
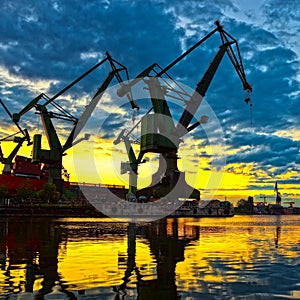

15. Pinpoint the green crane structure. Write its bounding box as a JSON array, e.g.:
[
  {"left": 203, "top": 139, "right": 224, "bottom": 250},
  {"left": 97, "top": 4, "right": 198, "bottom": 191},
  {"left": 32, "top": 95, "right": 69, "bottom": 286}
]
[
  {"left": 0, "top": 98, "right": 32, "bottom": 174},
  {"left": 117, "top": 21, "right": 252, "bottom": 201},
  {"left": 0, "top": 130, "right": 31, "bottom": 174},
  {"left": 9, "top": 53, "right": 134, "bottom": 192},
  {"left": 113, "top": 112, "right": 149, "bottom": 199}
]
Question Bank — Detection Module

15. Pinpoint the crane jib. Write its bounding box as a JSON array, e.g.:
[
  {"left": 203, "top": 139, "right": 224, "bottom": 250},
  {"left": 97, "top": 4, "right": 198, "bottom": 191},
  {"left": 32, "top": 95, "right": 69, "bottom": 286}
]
[{"left": 177, "top": 42, "right": 229, "bottom": 134}]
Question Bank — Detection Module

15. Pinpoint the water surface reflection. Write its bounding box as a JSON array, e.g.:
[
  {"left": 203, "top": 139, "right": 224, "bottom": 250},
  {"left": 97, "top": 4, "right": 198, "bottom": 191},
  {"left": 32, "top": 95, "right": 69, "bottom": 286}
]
[{"left": 0, "top": 216, "right": 299, "bottom": 299}]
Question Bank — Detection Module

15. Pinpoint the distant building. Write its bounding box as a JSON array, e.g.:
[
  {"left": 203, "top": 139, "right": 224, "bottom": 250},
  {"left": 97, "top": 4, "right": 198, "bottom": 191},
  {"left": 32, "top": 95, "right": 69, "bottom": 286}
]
[{"left": 172, "top": 199, "right": 234, "bottom": 217}]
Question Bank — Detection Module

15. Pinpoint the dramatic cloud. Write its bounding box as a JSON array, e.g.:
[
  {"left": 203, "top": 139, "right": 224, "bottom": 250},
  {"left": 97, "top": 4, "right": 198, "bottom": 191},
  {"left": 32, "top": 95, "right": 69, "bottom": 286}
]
[{"left": 0, "top": 0, "right": 299, "bottom": 200}]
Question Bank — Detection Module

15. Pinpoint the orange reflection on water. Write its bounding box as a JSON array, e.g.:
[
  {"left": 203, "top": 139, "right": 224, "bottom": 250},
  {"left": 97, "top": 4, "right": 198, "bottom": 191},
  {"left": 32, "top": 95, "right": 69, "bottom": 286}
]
[
  {"left": 175, "top": 216, "right": 300, "bottom": 296},
  {"left": 57, "top": 238, "right": 156, "bottom": 289},
  {"left": 0, "top": 215, "right": 300, "bottom": 299}
]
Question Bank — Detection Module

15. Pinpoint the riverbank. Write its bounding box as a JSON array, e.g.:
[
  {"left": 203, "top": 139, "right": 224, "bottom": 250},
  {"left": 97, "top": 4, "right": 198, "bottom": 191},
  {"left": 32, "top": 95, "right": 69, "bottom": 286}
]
[{"left": 0, "top": 204, "right": 107, "bottom": 217}]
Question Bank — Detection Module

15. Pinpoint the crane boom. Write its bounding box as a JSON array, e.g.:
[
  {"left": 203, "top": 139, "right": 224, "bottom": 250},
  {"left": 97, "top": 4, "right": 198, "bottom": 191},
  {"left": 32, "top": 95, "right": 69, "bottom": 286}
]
[
  {"left": 0, "top": 98, "right": 31, "bottom": 143},
  {"left": 177, "top": 24, "right": 252, "bottom": 134},
  {"left": 0, "top": 144, "right": 3, "bottom": 163},
  {"left": 63, "top": 70, "right": 118, "bottom": 152},
  {"left": 12, "top": 93, "right": 45, "bottom": 123},
  {"left": 177, "top": 42, "right": 230, "bottom": 134},
  {"left": 44, "top": 57, "right": 109, "bottom": 106},
  {"left": 63, "top": 55, "right": 134, "bottom": 152},
  {"left": 11, "top": 56, "right": 111, "bottom": 124},
  {"left": 156, "top": 27, "right": 219, "bottom": 77}
]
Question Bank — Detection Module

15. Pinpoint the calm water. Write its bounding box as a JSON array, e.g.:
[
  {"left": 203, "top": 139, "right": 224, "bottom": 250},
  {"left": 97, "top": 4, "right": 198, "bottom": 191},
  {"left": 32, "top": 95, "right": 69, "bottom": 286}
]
[{"left": 0, "top": 215, "right": 300, "bottom": 299}]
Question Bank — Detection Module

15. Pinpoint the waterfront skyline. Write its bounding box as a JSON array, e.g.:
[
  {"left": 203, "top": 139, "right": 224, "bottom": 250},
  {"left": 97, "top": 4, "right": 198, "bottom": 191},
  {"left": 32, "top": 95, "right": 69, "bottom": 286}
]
[{"left": 0, "top": 0, "right": 299, "bottom": 205}]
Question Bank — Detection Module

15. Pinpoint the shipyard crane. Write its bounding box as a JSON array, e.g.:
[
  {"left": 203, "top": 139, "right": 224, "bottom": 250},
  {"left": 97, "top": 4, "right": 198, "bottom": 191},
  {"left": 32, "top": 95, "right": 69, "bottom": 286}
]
[
  {"left": 258, "top": 195, "right": 273, "bottom": 204},
  {"left": 284, "top": 202, "right": 295, "bottom": 208},
  {"left": 0, "top": 130, "right": 31, "bottom": 174},
  {"left": 0, "top": 98, "right": 32, "bottom": 174},
  {"left": 8, "top": 53, "right": 135, "bottom": 192},
  {"left": 113, "top": 112, "right": 150, "bottom": 199},
  {"left": 117, "top": 21, "right": 252, "bottom": 200}
]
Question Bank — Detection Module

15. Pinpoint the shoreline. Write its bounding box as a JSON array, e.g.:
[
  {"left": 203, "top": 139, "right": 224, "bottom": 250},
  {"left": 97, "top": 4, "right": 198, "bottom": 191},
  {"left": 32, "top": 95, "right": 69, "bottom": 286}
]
[
  {"left": 1, "top": 204, "right": 299, "bottom": 218},
  {"left": 0, "top": 205, "right": 107, "bottom": 218}
]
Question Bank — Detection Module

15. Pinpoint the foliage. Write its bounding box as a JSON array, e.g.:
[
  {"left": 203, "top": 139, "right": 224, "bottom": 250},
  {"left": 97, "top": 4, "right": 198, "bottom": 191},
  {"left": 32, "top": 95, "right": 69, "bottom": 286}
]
[
  {"left": 235, "top": 196, "right": 254, "bottom": 214},
  {"left": 220, "top": 200, "right": 232, "bottom": 208},
  {"left": 17, "top": 179, "right": 37, "bottom": 203},
  {"left": 61, "top": 188, "right": 77, "bottom": 203},
  {"left": 5, "top": 181, "right": 80, "bottom": 205},
  {"left": 0, "top": 185, "right": 8, "bottom": 202},
  {"left": 38, "top": 183, "right": 60, "bottom": 204}
]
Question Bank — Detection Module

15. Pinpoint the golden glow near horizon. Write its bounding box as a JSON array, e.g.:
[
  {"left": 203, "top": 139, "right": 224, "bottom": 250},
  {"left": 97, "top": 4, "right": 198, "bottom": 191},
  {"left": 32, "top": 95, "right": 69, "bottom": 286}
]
[{"left": 1, "top": 132, "right": 300, "bottom": 205}]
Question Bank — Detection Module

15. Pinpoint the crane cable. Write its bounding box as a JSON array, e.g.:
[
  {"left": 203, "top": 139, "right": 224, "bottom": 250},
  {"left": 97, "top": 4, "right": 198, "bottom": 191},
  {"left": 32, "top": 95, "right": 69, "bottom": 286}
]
[{"left": 250, "top": 102, "right": 253, "bottom": 128}]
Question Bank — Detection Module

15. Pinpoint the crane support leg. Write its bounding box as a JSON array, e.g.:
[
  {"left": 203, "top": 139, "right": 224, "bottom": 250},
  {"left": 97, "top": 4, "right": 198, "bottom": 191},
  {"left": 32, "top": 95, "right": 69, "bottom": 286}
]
[{"left": 136, "top": 153, "right": 200, "bottom": 200}]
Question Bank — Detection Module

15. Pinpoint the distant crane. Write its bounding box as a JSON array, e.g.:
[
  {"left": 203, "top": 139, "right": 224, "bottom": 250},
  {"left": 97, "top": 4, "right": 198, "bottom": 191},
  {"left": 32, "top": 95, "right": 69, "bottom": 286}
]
[
  {"left": 258, "top": 195, "right": 273, "bottom": 204},
  {"left": 284, "top": 201, "right": 295, "bottom": 208},
  {"left": 0, "top": 130, "right": 31, "bottom": 174},
  {"left": 0, "top": 98, "right": 32, "bottom": 174}
]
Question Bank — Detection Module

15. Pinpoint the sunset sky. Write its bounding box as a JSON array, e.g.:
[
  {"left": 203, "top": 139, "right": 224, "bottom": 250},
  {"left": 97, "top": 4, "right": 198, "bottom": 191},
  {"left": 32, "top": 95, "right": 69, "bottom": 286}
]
[{"left": 0, "top": 0, "right": 299, "bottom": 205}]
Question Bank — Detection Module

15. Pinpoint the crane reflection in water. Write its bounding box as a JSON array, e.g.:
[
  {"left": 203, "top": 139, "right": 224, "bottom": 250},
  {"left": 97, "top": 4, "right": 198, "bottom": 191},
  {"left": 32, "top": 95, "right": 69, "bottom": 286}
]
[
  {"left": 0, "top": 217, "right": 200, "bottom": 299},
  {"left": 1, "top": 216, "right": 300, "bottom": 299},
  {"left": 0, "top": 218, "right": 65, "bottom": 297},
  {"left": 114, "top": 219, "right": 199, "bottom": 299}
]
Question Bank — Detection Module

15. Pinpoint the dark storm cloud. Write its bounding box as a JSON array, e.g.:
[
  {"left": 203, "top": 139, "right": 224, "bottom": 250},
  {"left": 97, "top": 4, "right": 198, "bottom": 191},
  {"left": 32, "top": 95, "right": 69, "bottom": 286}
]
[
  {"left": 279, "top": 179, "right": 300, "bottom": 185},
  {"left": 223, "top": 132, "right": 300, "bottom": 177},
  {"left": 100, "top": 112, "right": 126, "bottom": 138},
  {"left": 263, "top": 0, "right": 300, "bottom": 37},
  {"left": 0, "top": 0, "right": 180, "bottom": 80}
]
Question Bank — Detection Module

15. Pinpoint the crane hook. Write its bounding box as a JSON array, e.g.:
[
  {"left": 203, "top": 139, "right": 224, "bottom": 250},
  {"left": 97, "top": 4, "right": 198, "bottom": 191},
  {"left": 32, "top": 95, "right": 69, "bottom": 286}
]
[{"left": 132, "top": 109, "right": 136, "bottom": 123}]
